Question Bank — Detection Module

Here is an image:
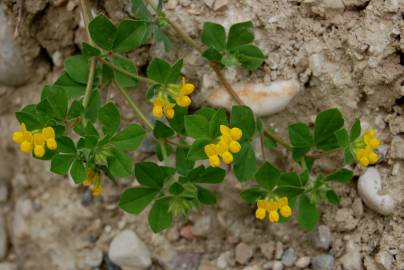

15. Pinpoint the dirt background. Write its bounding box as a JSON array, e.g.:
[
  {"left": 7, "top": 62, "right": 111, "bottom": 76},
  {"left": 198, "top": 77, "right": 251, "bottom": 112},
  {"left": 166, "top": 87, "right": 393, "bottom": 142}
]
[{"left": 0, "top": 0, "right": 403, "bottom": 269}]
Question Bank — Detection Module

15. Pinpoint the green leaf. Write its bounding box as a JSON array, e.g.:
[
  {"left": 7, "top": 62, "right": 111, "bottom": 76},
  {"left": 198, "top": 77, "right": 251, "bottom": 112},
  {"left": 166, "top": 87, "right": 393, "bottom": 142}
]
[
  {"left": 155, "top": 143, "right": 172, "bottom": 161},
  {"left": 230, "top": 105, "right": 255, "bottom": 141},
  {"left": 166, "top": 59, "right": 183, "bottom": 84},
  {"left": 99, "top": 102, "right": 121, "bottom": 135},
  {"left": 325, "top": 168, "right": 353, "bottom": 183},
  {"left": 184, "top": 115, "right": 210, "bottom": 139},
  {"left": 54, "top": 73, "right": 85, "bottom": 98},
  {"left": 15, "top": 111, "right": 42, "bottom": 131},
  {"left": 234, "top": 143, "right": 257, "bottom": 182},
  {"left": 255, "top": 162, "right": 280, "bottom": 190},
  {"left": 146, "top": 84, "right": 161, "bottom": 100},
  {"left": 135, "top": 162, "right": 168, "bottom": 189},
  {"left": 298, "top": 195, "right": 320, "bottom": 231},
  {"left": 227, "top": 21, "right": 254, "bottom": 50},
  {"left": 111, "top": 124, "right": 145, "bottom": 151},
  {"left": 288, "top": 123, "right": 314, "bottom": 148},
  {"left": 70, "top": 159, "right": 86, "bottom": 184},
  {"left": 192, "top": 167, "right": 226, "bottom": 184},
  {"left": 82, "top": 42, "right": 101, "bottom": 57},
  {"left": 350, "top": 119, "right": 361, "bottom": 142},
  {"left": 64, "top": 55, "right": 90, "bottom": 84},
  {"left": 314, "top": 108, "right": 344, "bottom": 150},
  {"left": 131, "top": 0, "right": 152, "bottom": 21},
  {"left": 89, "top": 15, "right": 117, "bottom": 50},
  {"left": 335, "top": 128, "right": 349, "bottom": 147},
  {"left": 148, "top": 197, "right": 172, "bottom": 233},
  {"left": 147, "top": 58, "right": 171, "bottom": 84},
  {"left": 276, "top": 172, "right": 305, "bottom": 197},
  {"left": 119, "top": 187, "right": 159, "bottom": 214},
  {"left": 209, "top": 109, "right": 228, "bottom": 138},
  {"left": 344, "top": 147, "right": 355, "bottom": 164},
  {"left": 154, "top": 27, "right": 172, "bottom": 52},
  {"left": 240, "top": 187, "right": 266, "bottom": 203},
  {"left": 153, "top": 120, "right": 175, "bottom": 139},
  {"left": 84, "top": 89, "right": 101, "bottom": 123},
  {"left": 113, "top": 20, "right": 148, "bottom": 52},
  {"left": 263, "top": 135, "right": 277, "bottom": 149},
  {"left": 40, "top": 86, "right": 68, "bottom": 120},
  {"left": 202, "top": 22, "right": 226, "bottom": 51},
  {"left": 202, "top": 48, "right": 223, "bottom": 63},
  {"left": 168, "top": 106, "right": 187, "bottom": 135},
  {"left": 108, "top": 149, "right": 133, "bottom": 178},
  {"left": 176, "top": 147, "right": 195, "bottom": 175},
  {"left": 187, "top": 139, "right": 211, "bottom": 160},
  {"left": 235, "top": 44, "right": 265, "bottom": 70},
  {"left": 112, "top": 55, "right": 138, "bottom": 87},
  {"left": 67, "top": 100, "right": 84, "bottom": 119},
  {"left": 326, "top": 190, "right": 340, "bottom": 206},
  {"left": 57, "top": 136, "right": 76, "bottom": 154},
  {"left": 50, "top": 154, "right": 75, "bottom": 175},
  {"left": 195, "top": 107, "right": 216, "bottom": 120},
  {"left": 221, "top": 54, "right": 239, "bottom": 67},
  {"left": 197, "top": 185, "right": 217, "bottom": 205}
]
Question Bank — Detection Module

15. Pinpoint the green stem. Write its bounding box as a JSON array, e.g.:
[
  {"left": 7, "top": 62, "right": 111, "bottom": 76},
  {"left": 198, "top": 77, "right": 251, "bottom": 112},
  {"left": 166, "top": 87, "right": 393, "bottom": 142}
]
[
  {"left": 113, "top": 80, "right": 154, "bottom": 131},
  {"left": 98, "top": 57, "right": 155, "bottom": 85},
  {"left": 159, "top": 141, "right": 168, "bottom": 161},
  {"left": 83, "top": 58, "right": 96, "bottom": 108}
]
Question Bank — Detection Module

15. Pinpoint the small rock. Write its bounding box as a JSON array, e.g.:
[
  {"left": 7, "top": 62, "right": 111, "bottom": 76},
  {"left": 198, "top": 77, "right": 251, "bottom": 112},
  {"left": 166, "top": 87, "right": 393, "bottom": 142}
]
[
  {"left": 281, "top": 248, "right": 296, "bottom": 267},
  {"left": 295, "top": 257, "right": 310, "bottom": 268},
  {"left": 375, "top": 251, "right": 393, "bottom": 270},
  {"left": 242, "top": 265, "right": 262, "bottom": 270},
  {"left": 198, "top": 260, "right": 219, "bottom": 270},
  {"left": 213, "top": 0, "right": 228, "bottom": 11},
  {"left": 358, "top": 167, "right": 395, "bottom": 215},
  {"left": 0, "top": 214, "right": 7, "bottom": 260},
  {"left": 273, "top": 261, "right": 284, "bottom": 270},
  {"left": 207, "top": 80, "right": 300, "bottom": 117},
  {"left": 202, "top": 0, "right": 215, "bottom": 8},
  {"left": 260, "top": 241, "right": 275, "bottom": 260},
  {"left": 216, "top": 251, "right": 232, "bottom": 269},
  {"left": 390, "top": 137, "right": 404, "bottom": 159},
  {"left": 275, "top": 241, "right": 284, "bottom": 259},
  {"left": 335, "top": 209, "right": 358, "bottom": 231},
  {"left": 0, "top": 263, "right": 16, "bottom": 270},
  {"left": 169, "top": 252, "right": 200, "bottom": 270},
  {"left": 52, "top": 51, "right": 63, "bottom": 67},
  {"left": 180, "top": 224, "right": 196, "bottom": 240},
  {"left": 108, "top": 230, "right": 151, "bottom": 269},
  {"left": 192, "top": 216, "right": 211, "bottom": 237},
  {"left": 311, "top": 255, "right": 334, "bottom": 270},
  {"left": 85, "top": 248, "right": 103, "bottom": 268},
  {"left": 235, "top": 243, "right": 253, "bottom": 265},
  {"left": 166, "top": 227, "right": 180, "bottom": 242},
  {"left": 340, "top": 241, "right": 362, "bottom": 270},
  {"left": 103, "top": 254, "right": 122, "bottom": 270},
  {"left": 352, "top": 198, "right": 364, "bottom": 218},
  {"left": 313, "top": 225, "right": 332, "bottom": 250}
]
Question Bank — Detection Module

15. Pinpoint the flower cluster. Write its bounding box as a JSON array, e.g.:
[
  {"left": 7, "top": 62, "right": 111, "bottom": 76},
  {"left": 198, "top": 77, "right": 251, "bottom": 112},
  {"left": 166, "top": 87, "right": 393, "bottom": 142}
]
[
  {"left": 354, "top": 129, "right": 380, "bottom": 167},
  {"left": 255, "top": 197, "right": 292, "bottom": 223},
  {"left": 82, "top": 169, "right": 103, "bottom": 197},
  {"left": 12, "top": 123, "right": 57, "bottom": 158},
  {"left": 204, "top": 125, "right": 242, "bottom": 167},
  {"left": 152, "top": 78, "right": 195, "bottom": 119}
]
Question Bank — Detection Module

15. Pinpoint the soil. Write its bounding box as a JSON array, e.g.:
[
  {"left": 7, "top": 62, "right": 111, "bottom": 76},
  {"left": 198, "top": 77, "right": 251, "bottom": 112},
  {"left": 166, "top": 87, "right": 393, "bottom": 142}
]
[{"left": 0, "top": 0, "right": 403, "bottom": 269}]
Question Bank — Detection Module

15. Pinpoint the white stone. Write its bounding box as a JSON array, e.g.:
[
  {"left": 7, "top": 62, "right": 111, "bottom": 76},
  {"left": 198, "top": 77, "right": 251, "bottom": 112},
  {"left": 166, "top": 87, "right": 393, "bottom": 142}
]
[
  {"left": 340, "top": 241, "right": 362, "bottom": 270},
  {"left": 295, "top": 257, "right": 310, "bottom": 268},
  {"left": 108, "top": 230, "right": 151, "bottom": 269},
  {"left": 272, "top": 261, "right": 283, "bottom": 270},
  {"left": 375, "top": 251, "right": 393, "bottom": 270},
  {"left": 206, "top": 80, "right": 300, "bottom": 116},
  {"left": 85, "top": 248, "right": 103, "bottom": 268},
  {"left": 358, "top": 168, "right": 395, "bottom": 215}
]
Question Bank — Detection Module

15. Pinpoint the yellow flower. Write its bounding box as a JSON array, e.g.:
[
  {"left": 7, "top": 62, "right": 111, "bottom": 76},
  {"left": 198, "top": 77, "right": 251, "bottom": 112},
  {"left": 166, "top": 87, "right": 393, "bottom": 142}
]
[
  {"left": 12, "top": 131, "right": 24, "bottom": 144},
  {"left": 353, "top": 129, "right": 381, "bottom": 167},
  {"left": 20, "top": 141, "right": 33, "bottom": 153},
  {"left": 221, "top": 151, "right": 233, "bottom": 164},
  {"left": 92, "top": 185, "right": 103, "bottom": 197},
  {"left": 230, "top": 127, "right": 242, "bottom": 141},
  {"left": 269, "top": 211, "right": 279, "bottom": 223},
  {"left": 229, "top": 140, "right": 241, "bottom": 153},
  {"left": 180, "top": 78, "right": 195, "bottom": 96},
  {"left": 277, "top": 197, "right": 288, "bottom": 207},
  {"left": 34, "top": 145, "right": 45, "bottom": 158},
  {"left": 220, "top": 125, "right": 231, "bottom": 136},
  {"left": 215, "top": 140, "right": 229, "bottom": 155},
  {"left": 152, "top": 105, "right": 163, "bottom": 118},
  {"left": 46, "top": 138, "right": 57, "bottom": 150},
  {"left": 204, "top": 144, "right": 217, "bottom": 157},
  {"left": 267, "top": 200, "right": 278, "bottom": 211},
  {"left": 208, "top": 155, "right": 221, "bottom": 167},
  {"left": 176, "top": 95, "right": 191, "bottom": 107},
  {"left": 83, "top": 169, "right": 96, "bottom": 186},
  {"left": 164, "top": 103, "right": 175, "bottom": 119},
  {"left": 280, "top": 206, "right": 292, "bottom": 218},
  {"left": 42, "top": 127, "right": 55, "bottom": 140},
  {"left": 255, "top": 208, "right": 266, "bottom": 220}
]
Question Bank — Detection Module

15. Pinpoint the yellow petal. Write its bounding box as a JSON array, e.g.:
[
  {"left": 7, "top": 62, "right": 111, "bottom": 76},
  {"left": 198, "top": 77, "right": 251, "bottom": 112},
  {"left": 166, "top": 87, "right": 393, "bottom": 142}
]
[
  {"left": 153, "top": 98, "right": 165, "bottom": 107},
  {"left": 42, "top": 127, "right": 55, "bottom": 139},
  {"left": 369, "top": 138, "right": 380, "bottom": 148},
  {"left": 176, "top": 95, "right": 191, "bottom": 107},
  {"left": 269, "top": 211, "right": 279, "bottom": 223},
  {"left": 215, "top": 141, "right": 228, "bottom": 155},
  {"left": 204, "top": 144, "right": 217, "bottom": 157},
  {"left": 229, "top": 140, "right": 241, "bottom": 154},
  {"left": 34, "top": 145, "right": 45, "bottom": 158},
  {"left": 230, "top": 127, "right": 242, "bottom": 141},
  {"left": 359, "top": 157, "right": 369, "bottom": 167},
  {"left": 255, "top": 208, "right": 266, "bottom": 220},
  {"left": 20, "top": 141, "right": 33, "bottom": 153},
  {"left": 280, "top": 206, "right": 292, "bottom": 218},
  {"left": 181, "top": 83, "right": 195, "bottom": 96},
  {"left": 34, "top": 133, "right": 45, "bottom": 146},
  {"left": 221, "top": 151, "right": 233, "bottom": 164},
  {"left": 12, "top": 131, "right": 24, "bottom": 144},
  {"left": 208, "top": 155, "right": 221, "bottom": 167},
  {"left": 46, "top": 138, "right": 58, "bottom": 150},
  {"left": 368, "top": 151, "right": 378, "bottom": 164},
  {"left": 220, "top": 125, "right": 231, "bottom": 136},
  {"left": 277, "top": 197, "right": 288, "bottom": 207},
  {"left": 152, "top": 106, "right": 163, "bottom": 118}
]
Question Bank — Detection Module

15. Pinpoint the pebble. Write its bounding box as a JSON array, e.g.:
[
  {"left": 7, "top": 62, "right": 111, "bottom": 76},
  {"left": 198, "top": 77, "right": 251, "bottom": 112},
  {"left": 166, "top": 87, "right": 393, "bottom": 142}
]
[
  {"left": 103, "top": 254, "right": 122, "bottom": 270},
  {"left": 295, "top": 257, "right": 311, "bottom": 268},
  {"left": 213, "top": 0, "right": 228, "bottom": 11},
  {"left": 340, "top": 241, "right": 362, "bottom": 270},
  {"left": 390, "top": 137, "right": 404, "bottom": 159},
  {"left": 357, "top": 167, "right": 395, "bottom": 215},
  {"left": 335, "top": 209, "right": 358, "bottom": 231},
  {"left": 207, "top": 80, "right": 300, "bottom": 117},
  {"left": 375, "top": 251, "right": 393, "bottom": 270},
  {"left": 0, "top": 214, "right": 7, "bottom": 260},
  {"left": 108, "top": 230, "right": 151, "bottom": 269},
  {"left": 275, "top": 241, "right": 284, "bottom": 259},
  {"left": 352, "top": 198, "right": 364, "bottom": 218},
  {"left": 273, "top": 261, "right": 284, "bottom": 270},
  {"left": 311, "top": 255, "right": 334, "bottom": 270},
  {"left": 260, "top": 241, "right": 275, "bottom": 260},
  {"left": 313, "top": 225, "right": 332, "bottom": 250},
  {"left": 169, "top": 252, "right": 200, "bottom": 270},
  {"left": 281, "top": 248, "right": 296, "bottom": 267},
  {"left": 216, "top": 251, "right": 232, "bottom": 269},
  {"left": 192, "top": 216, "right": 211, "bottom": 237},
  {"left": 202, "top": 0, "right": 215, "bottom": 8},
  {"left": 235, "top": 243, "right": 253, "bottom": 265},
  {"left": 85, "top": 248, "right": 103, "bottom": 268}
]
